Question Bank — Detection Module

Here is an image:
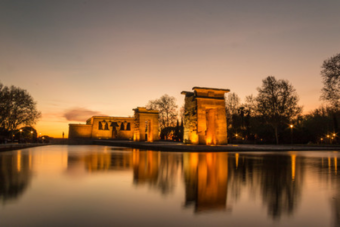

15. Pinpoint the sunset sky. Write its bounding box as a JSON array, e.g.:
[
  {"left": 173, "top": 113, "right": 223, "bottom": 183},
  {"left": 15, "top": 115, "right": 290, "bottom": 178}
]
[{"left": 1, "top": 0, "right": 340, "bottom": 138}]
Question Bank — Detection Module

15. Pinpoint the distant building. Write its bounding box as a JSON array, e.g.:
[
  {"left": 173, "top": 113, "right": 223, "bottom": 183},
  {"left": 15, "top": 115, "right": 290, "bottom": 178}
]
[
  {"left": 68, "top": 107, "right": 159, "bottom": 142},
  {"left": 181, "top": 87, "right": 229, "bottom": 145}
]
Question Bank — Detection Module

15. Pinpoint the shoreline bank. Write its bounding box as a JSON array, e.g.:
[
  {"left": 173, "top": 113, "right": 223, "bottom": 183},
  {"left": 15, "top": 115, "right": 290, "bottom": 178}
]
[
  {"left": 91, "top": 140, "right": 340, "bottom": 152},
  {"left": 0, "top": 143, "right": 48, "bottom": 152}
]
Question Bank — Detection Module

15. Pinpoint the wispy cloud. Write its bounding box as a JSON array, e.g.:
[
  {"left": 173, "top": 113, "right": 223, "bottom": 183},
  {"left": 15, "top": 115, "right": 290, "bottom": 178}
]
[{"left": 63, "top": 107, "right": 106, "bottom": 121}]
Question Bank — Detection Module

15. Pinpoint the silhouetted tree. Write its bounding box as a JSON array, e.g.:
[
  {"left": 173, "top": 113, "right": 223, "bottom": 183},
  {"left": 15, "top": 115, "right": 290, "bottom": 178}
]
[
  {"left": 226, "top": 93, "right": 241, "bottom": 141},
  {"left": 254, "top": 76, "right": 302, "bottom": 144},
  {"left": 321, "top": 53, "right": 340, "bottom": 108},
  {"left": 321, "top": 53, "right": 340, "bottom": 135},
  {"left": 0, "top": 82, "right": 41, "bottom": 136},
  {"left": 226, "top": 92, "right": 240, "bottom": 115},
  {"left": 146, "top": 94, "right": 178, "bottom": 130}
]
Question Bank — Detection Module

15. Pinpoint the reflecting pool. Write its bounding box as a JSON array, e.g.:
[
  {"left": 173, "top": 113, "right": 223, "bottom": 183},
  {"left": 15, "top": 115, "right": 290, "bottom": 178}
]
[{"left": 1, "top": 145, "right": 339, "bottom": 227}]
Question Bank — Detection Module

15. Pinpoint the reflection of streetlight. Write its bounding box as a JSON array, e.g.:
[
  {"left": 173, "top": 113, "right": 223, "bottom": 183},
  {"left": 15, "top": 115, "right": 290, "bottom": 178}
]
[{"left": 290, "top": 124, "right": 294, "bottom": 144}]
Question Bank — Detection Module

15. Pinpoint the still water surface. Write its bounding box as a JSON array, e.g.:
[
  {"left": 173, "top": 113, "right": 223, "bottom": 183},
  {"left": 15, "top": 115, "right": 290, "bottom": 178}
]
[{"left": 0, "top": 145, "right": 339, "bottom": 227}]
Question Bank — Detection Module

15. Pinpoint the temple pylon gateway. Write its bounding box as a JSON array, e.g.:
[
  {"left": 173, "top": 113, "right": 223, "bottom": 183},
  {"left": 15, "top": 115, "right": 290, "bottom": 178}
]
[{"left": 181, "top": 87, "right": 230, "bottom": 145}]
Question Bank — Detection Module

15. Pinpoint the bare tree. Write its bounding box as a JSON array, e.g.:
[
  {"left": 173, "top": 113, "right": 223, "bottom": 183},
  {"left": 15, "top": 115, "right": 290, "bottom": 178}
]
[
  {"left": 146, "top": 94, "right": 178, "bottom": 130},
  {"left": 321, "top": 53, "right": 340, "bottom": 109},
  {"left": 255, "top": 76, "right": 302, "bottom": 144},
  {"left": 0, "top": 82, "right": 41, "bottom": 133},
  {"left": 226, "top": 92, "right": 240, "bottom": 115},
  {"left": 320, "top": 53, "right": 340, "bottom": 134}
]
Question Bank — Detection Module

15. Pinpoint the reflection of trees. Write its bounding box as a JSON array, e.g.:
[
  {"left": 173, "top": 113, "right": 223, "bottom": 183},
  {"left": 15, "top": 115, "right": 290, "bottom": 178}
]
[
  {"left": 133, "top": 151, "right": 181, "bottom": 195},
  {"left": 227, "top": 153, "right": 258, "bottom": 202},
  {"left": 317, "top": 156, "right": 339, "bottom": 227},
  {"left": 333, "top": 195, "right": 340, "bottom": 227},
  {"left": 183, "top": 153, "right": 229, "bottom": 213},
  {"left": 133, "top": 151, "right": 159, "bottom": 185},
  {"left": 259, "top": 154, "right": 303, "bottom": 219},
  {"left": 333, "top": 157, "right": 340, "bottom": 227},
  {"left": 0, "top": 151, "right": 32, "bottom": 203},
  {"left": 154, "top": 153, "right": 181, "bottom": 194},
  {"left": 227, "top": 153, "right": 304, "bottom": 219}
]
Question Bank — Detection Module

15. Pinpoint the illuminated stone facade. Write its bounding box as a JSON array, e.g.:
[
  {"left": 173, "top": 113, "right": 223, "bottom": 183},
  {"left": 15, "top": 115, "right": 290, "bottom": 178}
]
[
  {"left": 181, "top": 87, "right": 229, "bottom": 145},
  {"left": 68, "top": 107, "right": 159, "bottom": 141}
]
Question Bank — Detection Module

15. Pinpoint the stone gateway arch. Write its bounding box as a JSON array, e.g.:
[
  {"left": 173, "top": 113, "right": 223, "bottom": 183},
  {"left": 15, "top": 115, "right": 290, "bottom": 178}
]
[{"left": 181, "top": 87, "right": 230, "bottom": 145}]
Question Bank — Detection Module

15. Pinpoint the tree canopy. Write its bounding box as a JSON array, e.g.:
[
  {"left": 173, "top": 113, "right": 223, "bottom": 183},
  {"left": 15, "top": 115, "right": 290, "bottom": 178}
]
[
  {"left": 321, "top": 53, "right": 340, "bottom": 109},
  {"left": 254, "top": 76, "right": 302, "bottom": 144},
  {"left": 0, "top": 82, "right": 41, "bottom": 132},
  {"left": 146, "top": 94, "right": 178, "bottom": 130}
]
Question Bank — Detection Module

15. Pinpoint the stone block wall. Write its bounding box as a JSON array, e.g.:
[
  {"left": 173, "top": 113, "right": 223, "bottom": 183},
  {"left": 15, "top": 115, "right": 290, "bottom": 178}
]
[{"left": 182, "top": 87, "right": 229, "bottom": 145}]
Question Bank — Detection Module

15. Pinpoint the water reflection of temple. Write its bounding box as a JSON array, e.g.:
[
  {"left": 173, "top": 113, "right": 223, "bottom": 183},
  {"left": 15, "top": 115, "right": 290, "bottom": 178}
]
[
  {"left": 0, "top": 150, "right": 32, "bottom": 203},
  {"left": 67, "top": 149, "right": 134, "bottom": 173},
  {"left": 67, "top": 149, "right": 181, "bottom": 195},
  {"left": 183, "top": 153, "right": 229, "bottom": 213}
]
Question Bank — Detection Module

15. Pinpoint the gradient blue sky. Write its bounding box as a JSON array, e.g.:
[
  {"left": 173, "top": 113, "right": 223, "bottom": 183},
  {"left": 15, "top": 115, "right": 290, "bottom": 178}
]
[{"left": 1, "top": 0, "right": 340, "bottom": 137}]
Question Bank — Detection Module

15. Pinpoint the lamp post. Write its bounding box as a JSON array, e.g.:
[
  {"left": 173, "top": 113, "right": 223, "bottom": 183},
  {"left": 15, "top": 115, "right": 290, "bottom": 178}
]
[
  {"left": 31, "top": 131, "right": 33, "bottom": 143},
  {"left": 290, "top": 124, "right": 294, "bottom": 144},
  {"left": 19, "top": 129, "right": 22, "bottom": 143}
]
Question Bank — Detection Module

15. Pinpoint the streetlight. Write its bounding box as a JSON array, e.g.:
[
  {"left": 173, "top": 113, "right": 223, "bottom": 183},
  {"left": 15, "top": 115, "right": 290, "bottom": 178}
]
[
  {"left": 31, "top": 131, "right": 33, "bottom": 143},
  {"left": 19, "top": 129, "right": 22, "bottom": 143},
  {"left": 290, "top": 124, "right": 294, "bottom": 144}
]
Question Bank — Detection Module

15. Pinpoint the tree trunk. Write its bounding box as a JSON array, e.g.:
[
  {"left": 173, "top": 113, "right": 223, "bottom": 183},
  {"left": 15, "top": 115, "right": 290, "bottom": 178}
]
[
  {"left": 333, "top": 110, "right": 338, "bottom": 143},
  {"left": 274, "top": 126, "right": 279, "bottom": 144}
]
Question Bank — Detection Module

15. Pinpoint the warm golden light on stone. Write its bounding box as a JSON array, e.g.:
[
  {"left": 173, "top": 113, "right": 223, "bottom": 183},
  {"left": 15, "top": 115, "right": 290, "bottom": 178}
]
[
  {"left": 69, "top": 107, "right": 159, "bottom": 142},
  {"left": 182, "top": 87, "right": 229, "bottom": 145}
]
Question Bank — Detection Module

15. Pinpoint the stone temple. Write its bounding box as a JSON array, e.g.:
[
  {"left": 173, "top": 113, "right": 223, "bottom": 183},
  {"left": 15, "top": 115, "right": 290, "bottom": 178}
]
[
  {"left": 181, "top": 87, "right": 230, "bottom": 145},
  {"left": 69, "top": 87, "right": 229, "bottom": 145},
  {"left": 69, "top": 107, "right": 159, "bottom": 142}
]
